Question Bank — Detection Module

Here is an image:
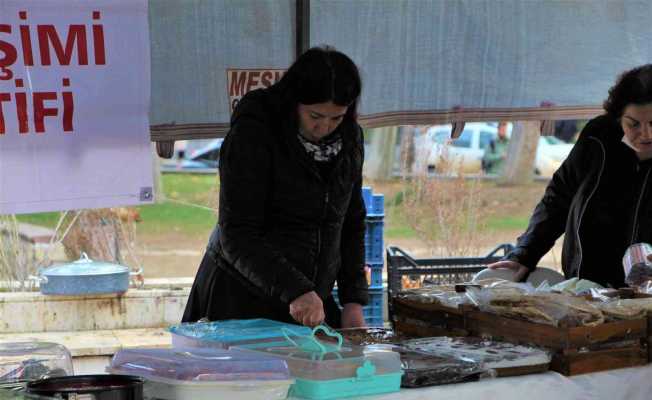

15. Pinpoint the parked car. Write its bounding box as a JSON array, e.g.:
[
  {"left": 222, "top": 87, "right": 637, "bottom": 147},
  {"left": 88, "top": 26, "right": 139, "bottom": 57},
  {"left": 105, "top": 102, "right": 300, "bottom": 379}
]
[
  {"left": 534, "top": 135, "right": 574, "bottom": 177},
  {"left": 416, "top": 123, "right": 497, "bottom": 174},
  {"left": 416, "top": 123, "right": 574, "bottom": 177},
  {"left": 161, "top": 139, "right": 223, "bottom": 171},
  {"left": 184, "top": 138, "right": 223, "bottom": 168}
]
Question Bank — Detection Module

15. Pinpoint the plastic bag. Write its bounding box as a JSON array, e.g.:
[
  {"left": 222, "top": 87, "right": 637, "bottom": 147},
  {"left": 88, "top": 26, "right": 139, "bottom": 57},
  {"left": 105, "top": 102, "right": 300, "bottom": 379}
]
[
  {"left": 397, "top": 285, "right": 470, "bottom": 308},
  {"left": 400, "top": 336, "right": 551, "bottom": 372},
  {"left": 549, "top": 278, "right": 604, "bottom": 295},
  {"left": 597, "top": 298, "right": 652, "bottom": 320},
  {"left": 466, "top": 287, "right": 604, "bottom": 327},
  {"left": 365, "top": 344, "right": 488, "bottom": 388}
]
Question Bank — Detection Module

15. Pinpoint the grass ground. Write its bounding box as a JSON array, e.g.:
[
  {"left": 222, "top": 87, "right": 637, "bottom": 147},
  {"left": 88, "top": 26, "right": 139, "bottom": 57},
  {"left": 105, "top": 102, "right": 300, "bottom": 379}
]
[{"left": 15, "top": 174, "right": 551, "bottom": 277}]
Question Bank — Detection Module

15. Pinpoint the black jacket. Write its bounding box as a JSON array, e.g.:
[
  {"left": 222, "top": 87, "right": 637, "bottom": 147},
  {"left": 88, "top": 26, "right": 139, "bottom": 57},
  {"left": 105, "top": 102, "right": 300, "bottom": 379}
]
[
  {"left": 182, "top": 86, "right": 368, "bottom": 323},
  {"left": 505, "top": 115, "right": 652, "bottom": 288}
]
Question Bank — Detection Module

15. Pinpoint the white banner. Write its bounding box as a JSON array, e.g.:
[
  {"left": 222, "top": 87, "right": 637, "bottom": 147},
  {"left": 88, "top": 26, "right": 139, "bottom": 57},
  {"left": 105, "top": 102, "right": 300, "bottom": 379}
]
[{"left": 0, "top": 0, "right": 153, "bottom": 215}]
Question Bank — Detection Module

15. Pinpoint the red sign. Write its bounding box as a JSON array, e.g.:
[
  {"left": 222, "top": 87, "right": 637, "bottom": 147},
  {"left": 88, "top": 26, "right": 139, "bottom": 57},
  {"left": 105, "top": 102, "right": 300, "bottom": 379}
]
[{"left": 226, "top": 68, "right": 285, "bottom": 112}]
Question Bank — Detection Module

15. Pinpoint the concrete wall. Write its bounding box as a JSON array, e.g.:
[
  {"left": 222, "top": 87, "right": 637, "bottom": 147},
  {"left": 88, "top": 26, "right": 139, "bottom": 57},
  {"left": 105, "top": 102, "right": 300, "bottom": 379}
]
[{"left": 0, "top": 288, "right": 189, "bottom": 333}]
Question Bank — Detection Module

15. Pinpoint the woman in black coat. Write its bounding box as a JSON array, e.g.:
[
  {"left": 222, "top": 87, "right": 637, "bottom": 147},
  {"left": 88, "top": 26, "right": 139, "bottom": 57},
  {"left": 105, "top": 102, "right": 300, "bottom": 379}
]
[
  {"left": 490, "top": 64, "right": 652, "bottom": 288},
  {"left": 182, "top": 47, "right": 369, "bottom": 328}
]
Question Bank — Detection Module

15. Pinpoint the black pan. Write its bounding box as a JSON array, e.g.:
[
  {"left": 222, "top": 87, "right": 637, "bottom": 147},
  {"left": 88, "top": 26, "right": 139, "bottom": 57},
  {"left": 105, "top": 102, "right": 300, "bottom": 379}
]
[{"left": 25, "top": 375, "right": 143, "bottom": 400}]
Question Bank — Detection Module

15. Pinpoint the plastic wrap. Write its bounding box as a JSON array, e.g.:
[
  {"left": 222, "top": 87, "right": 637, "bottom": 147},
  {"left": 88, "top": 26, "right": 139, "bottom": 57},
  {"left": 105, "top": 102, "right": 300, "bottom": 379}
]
[
  {"left": 400, "top": 337, "right": 551, "bottom": 372},
  {"left": 168, "top": 318, "right": 311, "bottom": 349},
  {"left": 397, "top": 285, "right": 471, "bottom": 308},
  {"left": 335, "top": 328, "right": 407, "bottom": 346},
  {"left": 466, "top": 288, "right": 604, "bottom": 327},
  {"left": 638, "top": 281, "right": 652, "bottom": 293},
  {"left": 110, "top": 347, "right": 291, "bottom": 381},
  {"left": 597, "top": 298, "right": 652, "bottom": 320},
  {"left": 549, "top": 278, "right": 604, "bottom": 295},
  {"left": 109, "top": 348, "right": 293, "bottom": 400},
  {"left": 365, "top": 344, "right": 486, "bottom": 388}
]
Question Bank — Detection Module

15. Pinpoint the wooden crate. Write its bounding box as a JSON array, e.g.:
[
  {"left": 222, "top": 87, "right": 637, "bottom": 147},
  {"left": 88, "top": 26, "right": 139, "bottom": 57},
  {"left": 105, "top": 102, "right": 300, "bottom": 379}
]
[
  {"left": 465, "top": 310, "right": 646, "bottom": 350},
  {"left": 550, "top": 345, "right": 647, "bottom": 376},
  {"left": 391, "top": 297, "right": 467, "bottom": 337},
  {"left": 603, "top": 289, "right": 652, "bottom": 362},
  {"left": 465, "top": 309, "right": 648, "bottom": 375}
]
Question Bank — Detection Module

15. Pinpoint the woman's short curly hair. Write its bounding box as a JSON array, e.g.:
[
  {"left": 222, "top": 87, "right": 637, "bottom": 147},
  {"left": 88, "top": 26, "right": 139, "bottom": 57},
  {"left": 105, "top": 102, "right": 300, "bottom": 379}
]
[{"left": 604, "top": 64, "right": 652, "bottom": 119}]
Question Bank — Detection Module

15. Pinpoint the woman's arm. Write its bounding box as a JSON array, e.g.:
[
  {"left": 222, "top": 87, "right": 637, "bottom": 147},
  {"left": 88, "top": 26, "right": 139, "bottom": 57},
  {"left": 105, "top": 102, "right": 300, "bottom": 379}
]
[
  {"left": 218, "top": 117, "right": 315, "bottom": 305},
  {"left": 503, "top": 121, "right": 597, "bottom": 270}
]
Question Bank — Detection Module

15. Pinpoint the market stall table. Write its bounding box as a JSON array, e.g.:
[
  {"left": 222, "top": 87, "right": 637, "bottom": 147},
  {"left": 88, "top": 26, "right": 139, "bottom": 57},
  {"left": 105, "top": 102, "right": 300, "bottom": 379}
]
[{"left": 325, "top": 364, "right": 652, "bottom": 400}]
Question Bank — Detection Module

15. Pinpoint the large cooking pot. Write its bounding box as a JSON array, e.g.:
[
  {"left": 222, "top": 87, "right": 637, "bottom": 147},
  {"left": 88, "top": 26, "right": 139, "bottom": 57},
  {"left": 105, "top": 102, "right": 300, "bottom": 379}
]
[
  {"left": 31, "top": 253, "right": 142, "bottom": 296},
  {"left": 26, "top": 374, "right": 143, "bottom": 400}
]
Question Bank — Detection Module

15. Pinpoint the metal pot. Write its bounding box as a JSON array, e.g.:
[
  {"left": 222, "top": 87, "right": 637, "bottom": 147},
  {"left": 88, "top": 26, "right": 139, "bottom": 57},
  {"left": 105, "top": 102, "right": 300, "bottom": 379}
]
[
  {"left": 31, "top": 253, "right": 142, "bottom": 296},
  {"left": 26, "top": 374, "right": 144, "bottom": 400}
]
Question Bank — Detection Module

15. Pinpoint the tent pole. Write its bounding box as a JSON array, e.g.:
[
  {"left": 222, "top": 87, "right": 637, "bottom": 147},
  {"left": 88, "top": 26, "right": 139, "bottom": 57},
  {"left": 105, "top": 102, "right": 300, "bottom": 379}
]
[{"left": 296, "top": 0, "right": 310, "bottom": 59}]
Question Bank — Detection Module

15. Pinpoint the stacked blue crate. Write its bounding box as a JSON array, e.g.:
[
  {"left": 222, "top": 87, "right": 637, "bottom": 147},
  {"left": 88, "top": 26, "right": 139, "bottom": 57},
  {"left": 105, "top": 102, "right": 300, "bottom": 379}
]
[
  {"left": 332, "top": 286, "right": 385, "bottom": 327},
  {"left": 332, "top": 186, "right": 385, "bottom": 326},
  {"left": 363, "top": 186, "right": 385, "bottom": 291}
]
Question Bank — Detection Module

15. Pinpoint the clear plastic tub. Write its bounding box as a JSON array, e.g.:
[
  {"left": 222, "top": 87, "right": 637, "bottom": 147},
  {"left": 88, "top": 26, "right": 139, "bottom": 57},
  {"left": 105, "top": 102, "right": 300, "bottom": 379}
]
[
  {"left": 237, "top": 326, "right": 402, "bottom": 399},
  {"left": 169, "top": 318, "right": 312, "bottom": 349},
  {"left": 109, "top": 347, "right": 293, "bottom": 400},
  {"left": 0, "top": 342, "right": 73, "bottom": 384}
]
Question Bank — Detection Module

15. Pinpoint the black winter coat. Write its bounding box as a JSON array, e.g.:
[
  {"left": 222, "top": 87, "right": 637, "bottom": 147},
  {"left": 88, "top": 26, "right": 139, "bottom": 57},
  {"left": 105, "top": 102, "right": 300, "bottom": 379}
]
[
  {"left": 182, "top": 86, "right": 369, "bottom": 324},
  {"left": 505, "top": 115, "right": 652, "bottom": 288}
]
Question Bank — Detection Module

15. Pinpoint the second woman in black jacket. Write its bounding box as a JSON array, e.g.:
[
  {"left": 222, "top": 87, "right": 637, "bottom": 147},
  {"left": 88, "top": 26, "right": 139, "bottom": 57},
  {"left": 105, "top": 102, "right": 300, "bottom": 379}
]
[
  {"left": 182, "top": 47, "right": 369, "bottom": 328},
  {"left": 490, "top": 64, "right": 652, "bottom": 288}
]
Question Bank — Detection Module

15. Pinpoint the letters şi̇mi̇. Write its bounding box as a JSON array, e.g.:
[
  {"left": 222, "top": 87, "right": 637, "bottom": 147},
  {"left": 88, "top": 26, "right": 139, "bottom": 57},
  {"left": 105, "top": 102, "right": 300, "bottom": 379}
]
[{"left": 0, "top": 10, "right": 107, "bottom": 135}]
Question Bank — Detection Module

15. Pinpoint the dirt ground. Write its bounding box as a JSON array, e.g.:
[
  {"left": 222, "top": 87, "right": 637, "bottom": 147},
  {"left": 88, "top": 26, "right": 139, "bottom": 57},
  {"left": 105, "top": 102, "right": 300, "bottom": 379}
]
[
  {"left": 134, "top": 233, "right": 208, "bottom": 278},
  {"left": 136, "top": 178, "right": 564, "bottom": 279},
  {"left": 135, "top": 228, "right": 564, "bottom": 279}
]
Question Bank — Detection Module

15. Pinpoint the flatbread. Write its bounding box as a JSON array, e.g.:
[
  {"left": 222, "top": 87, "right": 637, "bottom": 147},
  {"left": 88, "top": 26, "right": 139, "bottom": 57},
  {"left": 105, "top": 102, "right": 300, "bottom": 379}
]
[{"left": 484, "top": 292, "right": 604, "bottom": 327}]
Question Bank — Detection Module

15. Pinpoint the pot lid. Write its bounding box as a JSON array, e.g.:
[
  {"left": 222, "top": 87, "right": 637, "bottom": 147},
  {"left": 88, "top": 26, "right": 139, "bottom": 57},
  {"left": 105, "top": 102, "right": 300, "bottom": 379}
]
[{"left": 42, "top": 253, "right": 129, "bottom": 276}]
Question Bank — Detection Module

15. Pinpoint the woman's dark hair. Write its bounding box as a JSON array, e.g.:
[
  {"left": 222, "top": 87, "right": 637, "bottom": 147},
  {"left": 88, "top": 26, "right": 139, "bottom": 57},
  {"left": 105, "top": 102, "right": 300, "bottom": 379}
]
[
  {"left": 604, "top": 64, "right": 652, "bottom": 119},
  {"left": 276, "top": 46, "right": 362, "bottom": 120}
]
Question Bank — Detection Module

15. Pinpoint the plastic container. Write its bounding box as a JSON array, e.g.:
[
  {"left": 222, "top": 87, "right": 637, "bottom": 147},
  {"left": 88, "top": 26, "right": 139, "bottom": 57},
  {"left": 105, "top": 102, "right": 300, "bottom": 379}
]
[
  {"left": 237, "top": 326, "right": 402, "bottom": 400},
  {"left": 169, "top": 318, "right": 312, "bottom": 349},
  {"left": 25, "top": 374, "right": 144, "bottom": 400},
  {"left": 109, "top": 347, "right": 293, "bottom": 400},
  {"left": 376, "top": 344, "right": 486, "bottom": 388},
  {"left": 0, "top": 342, "right": 73, "bottom": 384},
  {"left": 623, "top": 243, "right": 652, "bottom": 286}
]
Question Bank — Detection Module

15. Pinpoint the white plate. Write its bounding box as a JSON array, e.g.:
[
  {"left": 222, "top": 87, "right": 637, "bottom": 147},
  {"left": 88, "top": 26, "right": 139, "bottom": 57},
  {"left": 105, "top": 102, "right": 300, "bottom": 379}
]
[{"left": 472, "top": 267, "right": 565, "bottom": 286}]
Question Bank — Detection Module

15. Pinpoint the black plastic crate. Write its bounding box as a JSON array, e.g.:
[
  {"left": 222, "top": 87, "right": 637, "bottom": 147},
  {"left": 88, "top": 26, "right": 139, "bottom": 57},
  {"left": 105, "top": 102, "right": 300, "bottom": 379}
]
[
  {"left": 386, "top": 244, "right": 513, "bottom": 329},
  {"left": 386, "top": 243, "right": 514, "bottom": 297}
]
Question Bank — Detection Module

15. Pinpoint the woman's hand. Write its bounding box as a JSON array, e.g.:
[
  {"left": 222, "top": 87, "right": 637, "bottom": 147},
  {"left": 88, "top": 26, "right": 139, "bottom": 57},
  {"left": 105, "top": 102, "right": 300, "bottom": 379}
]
[
  {"left": 341, "top": 303, "right": 366, "bottom": 329},
  {"left": 487, "top": 260, "right": 530, "bottom": 282},
  {"left": 289, "top": 291, "right": 325, "bottom": 327}
]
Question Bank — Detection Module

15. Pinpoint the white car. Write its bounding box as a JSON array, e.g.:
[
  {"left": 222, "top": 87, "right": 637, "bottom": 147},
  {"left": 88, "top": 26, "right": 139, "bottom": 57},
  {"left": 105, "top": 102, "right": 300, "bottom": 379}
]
[
  {"left": 416, "top": 123, "right": 574, "bottom": 177},
  {"left": 416, "top": 123, "right": 496, "bottom": 174},
  {"left": 534, "top": 135, "right": 575, "bottom": 177}
]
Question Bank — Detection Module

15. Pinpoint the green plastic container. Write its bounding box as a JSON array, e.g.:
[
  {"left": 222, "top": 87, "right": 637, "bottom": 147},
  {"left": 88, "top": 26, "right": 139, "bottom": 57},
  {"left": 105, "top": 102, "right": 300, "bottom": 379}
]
[
  {"left": 290, "top": 361, "right": 403, "bottom": 399},
  {"left": 237, "top": 325, "right": 403, "bottom": 400}
]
